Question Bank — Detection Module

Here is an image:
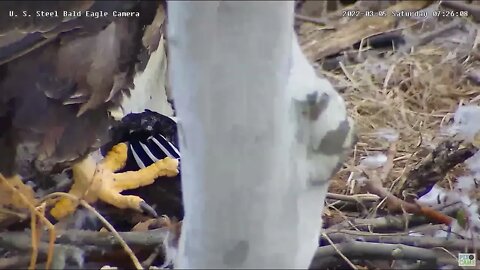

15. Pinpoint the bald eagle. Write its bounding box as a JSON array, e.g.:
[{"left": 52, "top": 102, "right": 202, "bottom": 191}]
[{"left": 0, "top": 0, "right": 178, "bottom": 220}]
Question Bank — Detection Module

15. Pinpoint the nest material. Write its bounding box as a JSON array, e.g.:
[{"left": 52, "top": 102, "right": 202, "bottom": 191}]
[
  {"left": 297, "top": 1, "right": 480, "bottom": 197},
  {"left": 297, "top": 1, "right": 480, "bottom": 268}
]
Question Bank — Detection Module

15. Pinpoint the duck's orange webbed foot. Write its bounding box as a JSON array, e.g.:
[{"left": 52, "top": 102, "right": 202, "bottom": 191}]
[{"left": 50, "top": 143, "right": 179, "bottom": 220}]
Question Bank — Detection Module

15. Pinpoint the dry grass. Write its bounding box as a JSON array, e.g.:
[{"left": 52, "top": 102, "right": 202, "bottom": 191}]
[{"left": 298, "top": 9, "right": 480, "bottom": 198}]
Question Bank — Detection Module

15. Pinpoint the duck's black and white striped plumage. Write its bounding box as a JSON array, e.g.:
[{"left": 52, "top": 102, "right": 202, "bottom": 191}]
[
  {"left": 103, "top": 109, "right": 180, "bottom": 173},
  {"left": 128, "top": 132, "right": 180, "bottom": 170},
  {"left": 101, "top": 109, "right": 184, "bottom": 222}
]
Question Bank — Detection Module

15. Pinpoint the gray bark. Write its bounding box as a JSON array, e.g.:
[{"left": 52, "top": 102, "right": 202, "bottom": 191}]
[{"left": 167, "top": 1, "right": 355, "bottom": 268}]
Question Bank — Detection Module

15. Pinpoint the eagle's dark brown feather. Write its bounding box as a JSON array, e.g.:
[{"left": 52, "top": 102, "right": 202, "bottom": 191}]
[{"left": 0, "top": 1, "right": 163, "bottom": 179}]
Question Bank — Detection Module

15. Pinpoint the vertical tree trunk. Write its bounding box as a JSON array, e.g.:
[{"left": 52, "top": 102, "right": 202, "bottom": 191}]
[{"left": 167, "top": 1, "right": 355, "bottom": 268}]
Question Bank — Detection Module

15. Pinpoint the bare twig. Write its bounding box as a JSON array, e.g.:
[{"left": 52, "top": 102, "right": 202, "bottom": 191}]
[
  {"left": 40, "top": 192, "right": 143, "bottom": 270},
  {"left": 403, "top": 141, "right": 476, "bottom": 199},
  {"left": 324, "top": 230, "right": 479, "bottom": 251},
  {"left": 321, "top": 233, "right": 358, "bottom": 270},
  {"left": 326, "top": 214, "right": 429, "bottom": 232},
  {"left": 327, "top": 192, "right": 380, "bottom": 203},
  {"left": 294, "top": 14, "right": 333, "bottom": 29},
  {"left": 363, "top": 171, "right": 453, "bottom": 225},
  {"left": 0, "top": 232, "right": 88, "bottom": 268},
  {"left": 441, "top": 0, "right": 480, "bottom": 22},
  {"left": 310, "top": 241, "right": 458, "bottom": 269},
  {"left": 413, "top": 18, "right": 464, "bottom": 47},
  {"left": 0, "top": 174, "right": 56, "bottom": 269},
  {"left": 0, "top": 228, "right": 170, "bottom": 267},
  {"left": 29, "top": 209, "right": 38, "bottom": 270},
  {"left": 0, "top": 256, "right": 31, "bottom": 269},
  {"left": 360, "top": 139, "right": 454, "bottom": 225},
  {"left": 0, "top": 228, "right": 169, "bottom": 249},
  {"left": 302, "top": 1, "right": 432, "bottom": 60},
  {"left": 326, "top": 192, "right": 380, "bottom": 211},
  {"left": 141, "top": 245, "right": 163, "bottom": 269},
  {"left": 381, "top": 142, "right": 397, "bottom": 180},
  {"left": 0, "top": 207, "right": 28, "bottom": 220}
]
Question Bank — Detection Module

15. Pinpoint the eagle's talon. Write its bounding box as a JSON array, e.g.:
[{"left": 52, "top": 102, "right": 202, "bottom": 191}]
[
  {"left": 50, "top": 143, "right": 179, "bottom": 220},
  {"left": 139, "top": 201, "right": 158, "bottom": 218}
]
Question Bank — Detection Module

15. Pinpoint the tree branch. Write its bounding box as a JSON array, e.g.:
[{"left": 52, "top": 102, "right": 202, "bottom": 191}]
[
  {"left": 0, "top": 228, "right": 168, "bottom": 249},
  {"left": 326, "top": 214, "right": 429, "bottom": 232},
  {"left": 310, "top": 240, "right": 458, "bottom": 269},
  {"left": 0, "top": 228, "right": 169, "bottom": 268},
  {"left": 324, "top": 230, "right": 479, "bottom": 251}
]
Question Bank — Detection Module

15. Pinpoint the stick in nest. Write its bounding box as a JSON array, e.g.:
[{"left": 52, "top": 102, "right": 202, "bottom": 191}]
[
  {"left": 361, "top": 142, "right": 454, "bottom": 225},
  {"left": 326, "top": 214, "right": 430, "bottom": 232},
  {"left": 30, "top": 207, "right": 38, "bottom": 270},
  {"left": 402, "top": 140, "right": 476, "bottom": 200},
  {"left": 294, "top": 14, "right": 333, "bottom": 28},
  {"left": 40, "top": 192, "right": 143, "bottom": 270},
  {"left": 324, "top": 229, "right": 480, "bottom": 251},
  {"left": 1, "top": 228, "right": 169, "bottom": 251},
  {"left": 441, "top": 1, "right": 480, "bottom": 22},
  {"left": 321, "top": 233, "right": 358, "bottom": 270},
  {"left": 0, "top": 174, "right": 56, "bottom": 270},
  {"left": 310, "top": 240, "right": 458, "bottom": 269},
  {"left": 364, "top": 172, "right": 453, "bottom": 225}
]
